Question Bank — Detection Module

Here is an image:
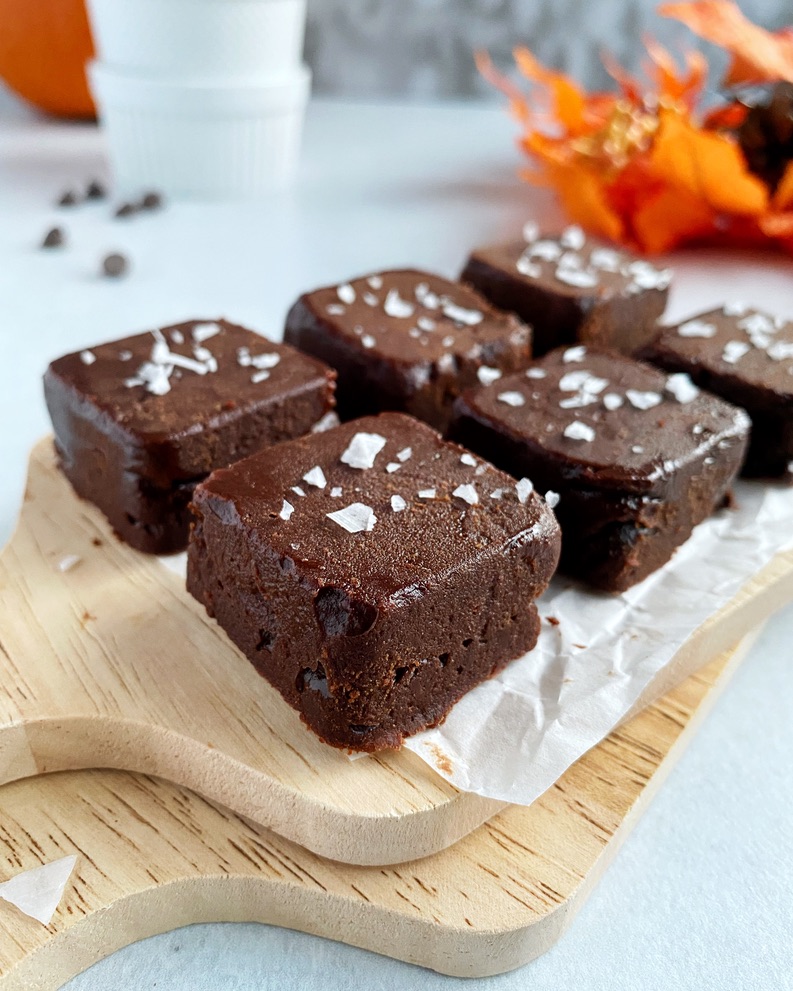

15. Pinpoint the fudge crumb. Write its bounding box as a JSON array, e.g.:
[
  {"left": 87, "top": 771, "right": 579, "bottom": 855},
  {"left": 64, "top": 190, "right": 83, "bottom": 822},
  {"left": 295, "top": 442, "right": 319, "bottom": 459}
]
[
  {"left": 41, "top": 226, "right": 64, "bottom": 248},
  {"left": 141, "top": 191, "right": 164, "bottom": 210},
  {"left": 546, "top": 615, "right": 560, "bottom": 626},
  {"left": 86, "top": 179, "right": 106, "bottom": 200},
  {"left": 58, "top": 190, "right": 79, "bottom": 207},
  {"left": 101, "top": 253, "right": 129, "bottom": 278},
  {"left": 114, "top": 202, "right": 137, "bottom": 219}
]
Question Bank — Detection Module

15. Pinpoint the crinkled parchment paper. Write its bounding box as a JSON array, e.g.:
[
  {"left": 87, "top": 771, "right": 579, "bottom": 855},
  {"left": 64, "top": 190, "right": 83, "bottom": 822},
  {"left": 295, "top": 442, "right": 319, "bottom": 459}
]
[{"left": 404, "top": 480, "right": 793, "bottom": 803}]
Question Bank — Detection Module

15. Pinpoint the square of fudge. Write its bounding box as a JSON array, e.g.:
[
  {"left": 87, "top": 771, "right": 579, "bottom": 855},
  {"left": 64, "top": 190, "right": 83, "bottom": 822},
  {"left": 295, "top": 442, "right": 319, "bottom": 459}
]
[
  {"left": 186, "top": 412, "right": 560, "bottom": 751},
  {"left": 283, "top": 269, "right": 532, "bottom": 431},
  {"left": 449, "top": 346, "right": 750, "bottom": 592},
  {"left": 461, "top": 223, "right": 671, "bottom": 356},
  {"left": 639, "top": 304, "right": 793, "bottom": 478},
  {"left": 44, "top": 319, "right": 336, "bottom": 554}
]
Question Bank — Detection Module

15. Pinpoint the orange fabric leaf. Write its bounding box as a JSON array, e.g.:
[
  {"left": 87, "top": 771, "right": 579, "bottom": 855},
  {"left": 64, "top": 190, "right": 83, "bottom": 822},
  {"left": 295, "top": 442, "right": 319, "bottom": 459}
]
[
  {"left": 632, "top": 185, "right": 715, "bottom": 253},
  {"left": 660, "top": 1, "right": 793, "bottom": 85},
  {"left": 649, "top": 110, "right": 768, "bottom": 216},
  {"left": 512, "top": 47, "right": 590, "bottom": 134},
  {"left": 642, "top": 36, "right": 708, "bottom": 106},
  {"left": 546, "top": 164, "right": 626, "bottom": 242},
  {"left": 773, "top": 161, "right": 793, "bottom": 211}
]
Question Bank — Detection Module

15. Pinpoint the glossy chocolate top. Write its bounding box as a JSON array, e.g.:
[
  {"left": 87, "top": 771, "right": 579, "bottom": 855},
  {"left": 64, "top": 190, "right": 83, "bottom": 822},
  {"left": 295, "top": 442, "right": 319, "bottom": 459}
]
[
  {"left": 466, "top": 224, "right": 672, "bottom": 300},
  {"left": 454, "top": 346, "right": 750, "bottom": 496},
  {"left": 645, "top": 305, "right": 793, "bottom": 400},
  {"left": 292, "top": 269, "right": 530, "bottom": 363},
  {"left": 194, "top": 412, "right": 560, "bottom": 603}
]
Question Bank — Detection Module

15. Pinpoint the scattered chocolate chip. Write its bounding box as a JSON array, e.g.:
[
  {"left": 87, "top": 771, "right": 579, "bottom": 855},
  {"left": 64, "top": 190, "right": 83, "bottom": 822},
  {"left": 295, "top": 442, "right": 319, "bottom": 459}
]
[
  {"left": 546, "top": 615, "right": 560, "bottom": 626},
  {"left": 114, "top": 202, "right": 137, "bottom": 219},
  {"left": 140, "top": 190, "right": 163, "bottom": 210},
  {"left": 86, "top": 179, "right": 106, "bottom": 200},
  {"left": 41, "top": 226, "right": 65, "bottom": 249},
  {"left": 58, "top": 190, "right": 79, "bottom": 207},
  {"left": 101, "top": 252, "right": 129, "bottom": 278}
]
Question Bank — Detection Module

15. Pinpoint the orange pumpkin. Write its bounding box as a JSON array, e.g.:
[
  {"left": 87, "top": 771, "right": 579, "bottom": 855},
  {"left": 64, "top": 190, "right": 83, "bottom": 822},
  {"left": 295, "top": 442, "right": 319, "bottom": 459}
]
[{"left": 0, "top": 0, "right": 96, "bottom": 119}]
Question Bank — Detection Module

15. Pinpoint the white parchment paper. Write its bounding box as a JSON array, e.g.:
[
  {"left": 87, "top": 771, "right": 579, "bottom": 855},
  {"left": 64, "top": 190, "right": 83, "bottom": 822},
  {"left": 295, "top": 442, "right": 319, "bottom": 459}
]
[{"left": 404, "top": 479, "right": 793, "bottom": 803}]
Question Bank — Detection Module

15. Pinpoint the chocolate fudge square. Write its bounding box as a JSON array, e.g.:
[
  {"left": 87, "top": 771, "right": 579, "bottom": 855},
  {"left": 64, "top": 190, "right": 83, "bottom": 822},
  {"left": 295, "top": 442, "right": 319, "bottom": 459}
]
[
  {"left": 639, "top": 304, "right": 793, "bottom": 478},
  {"left": 44, "top": 319, "right": 336, "bottom": 554},
  {"left": 284, "top": 269, "right": 532, "bottom": 431},
  {"left": 461, "top": 223, "right": 671, "bottom": 356},
  {"left": 450, "top": 346, "right": 749, "bottom": 592},
  {"left": 187, "top": 412, "right": 560, "bottom": 751}
]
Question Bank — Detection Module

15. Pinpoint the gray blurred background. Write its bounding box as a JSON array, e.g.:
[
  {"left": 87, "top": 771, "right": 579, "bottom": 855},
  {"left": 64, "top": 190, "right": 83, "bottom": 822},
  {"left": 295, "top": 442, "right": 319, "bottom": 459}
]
[{"left": 305, "top": 0, "right": 788, "bottom": 99}]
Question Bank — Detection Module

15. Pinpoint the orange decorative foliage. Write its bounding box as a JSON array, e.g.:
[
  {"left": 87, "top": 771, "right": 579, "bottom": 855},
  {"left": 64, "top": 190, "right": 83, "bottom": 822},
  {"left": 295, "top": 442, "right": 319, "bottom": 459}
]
[
  {"left": 482, "top": 1, "right": 793, "bottom": 258},
  {"left": 660, "top": 1, "right": 793, "bottom": 85}
]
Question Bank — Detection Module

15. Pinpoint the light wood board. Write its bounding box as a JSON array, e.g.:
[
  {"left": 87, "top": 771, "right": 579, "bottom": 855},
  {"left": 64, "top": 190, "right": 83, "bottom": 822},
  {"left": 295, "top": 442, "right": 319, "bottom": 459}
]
[
  {"left": 0, "top": 637, "right": 755, "bottom": 987},
  {"left": 1, "top": 439, "right": 792, "bottom": 868}
]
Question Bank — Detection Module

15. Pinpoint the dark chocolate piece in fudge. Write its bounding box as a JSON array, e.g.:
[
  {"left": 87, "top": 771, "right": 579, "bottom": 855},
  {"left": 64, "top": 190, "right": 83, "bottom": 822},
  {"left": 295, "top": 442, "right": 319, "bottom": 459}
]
[
  {"left": 187, "top": 412, "right": 560, "bottom": 751},
  {"left": 44, "top": 319, "right": 337, "bottom": 554},
  {"left": 638, "top": 304, "right": 793, "bottom": 478},
  {"left": 284, "top": 269, "right": 532, "bottom": 431},
  {"left": 450, "top": 346, "right": 749, "bottom": 592},
  {"left": 461, "top": 223, "right": 671, "bottom": 356}
]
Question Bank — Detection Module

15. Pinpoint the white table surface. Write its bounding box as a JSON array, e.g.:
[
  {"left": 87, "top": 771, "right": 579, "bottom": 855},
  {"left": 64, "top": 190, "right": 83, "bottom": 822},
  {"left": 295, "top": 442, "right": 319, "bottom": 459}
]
[{"left": 1, "top": 85, "right": 792, "bottom": 991}]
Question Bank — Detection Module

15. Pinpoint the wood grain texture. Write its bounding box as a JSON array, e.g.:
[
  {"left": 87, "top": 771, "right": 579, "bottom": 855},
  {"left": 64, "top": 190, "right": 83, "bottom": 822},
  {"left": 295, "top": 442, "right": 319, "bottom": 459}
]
[
  {"left": 0, "top": 637, "right": 754, "bottom": 987},
  {"left": 1, "top": 439, "right": 792, "bottom": 869}
]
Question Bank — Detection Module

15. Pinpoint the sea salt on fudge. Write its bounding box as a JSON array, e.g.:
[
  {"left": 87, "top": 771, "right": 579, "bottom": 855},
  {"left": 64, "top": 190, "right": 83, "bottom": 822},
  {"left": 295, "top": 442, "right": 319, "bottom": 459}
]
[
  {"left": 284, "top": 269, "right": 532, "bottom": 431},
  {"left": 187, "top": 412, "right": 560, "bottom": 751},
  {"left": 450, "top": 347, "right": 749, "bottom": 592},
  {"left": 639, "top": 304, "right": 793, "bottom": 478},
  {"left": 44, "top": 319, "right": 337, "bottom": 554},
  {"left": 461, "top": 223, "right": 671, "bottom": 356}
]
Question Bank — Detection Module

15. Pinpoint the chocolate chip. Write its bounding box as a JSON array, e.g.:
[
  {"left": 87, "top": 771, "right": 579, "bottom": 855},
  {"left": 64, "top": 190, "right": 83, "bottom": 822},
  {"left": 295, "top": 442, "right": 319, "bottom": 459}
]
[
  {"left": 140, "top": 191, "right": 163, "bottom": 210},
  {"left": 101, "top": 252, "right": 129, "bottom": 278},
  {"left": 41, "top": 226, "right": 65, "bottom": 248},
  {"left": 86, "top": 179, "right": 106, "bottom": 200},
  {"left": 114, "top": 202, "right": 137, "bottom": 219},
  {"left": 58, "top": 190, "right": 78, "bottom": 207}
]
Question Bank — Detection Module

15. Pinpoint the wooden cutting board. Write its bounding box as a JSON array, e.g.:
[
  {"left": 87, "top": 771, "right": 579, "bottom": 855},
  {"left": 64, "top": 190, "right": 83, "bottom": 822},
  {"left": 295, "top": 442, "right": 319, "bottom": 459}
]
[
  {"left": 1, "top": 439, "right": 792, "bottom": 869},
  {"left": 0, "top": 637, "right": 755, "bottom": 988}
]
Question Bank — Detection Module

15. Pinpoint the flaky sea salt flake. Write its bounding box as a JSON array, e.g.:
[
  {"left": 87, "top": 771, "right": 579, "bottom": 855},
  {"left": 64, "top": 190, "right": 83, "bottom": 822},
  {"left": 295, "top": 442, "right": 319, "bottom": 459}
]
[
  {"left": 279, "top": 500, "right": 294, "bottom": 521},
  {"left": 666, "top": 373, "right": 700, "bottom": 403},
  {"left": 563, "top": 345, "right": 587, "bottom": 363},
  {"left": 460, "top": 453, "right": 478, "bottom": 467},
  {"left": 391, "top": 494, "right": 407, "bottom": 512},
  {"left": 515, "top": 478, "right": 534, "bottom": 504},
  {"left": 327, "top": 503, "right": 377, "bottom": 533},
  {"left": 477, "top": 366, "right": 502, "bottom": 386},
  {"left": 384, "top": 289, "right": 414, "bottom": 319},
  {"left": 303, "top": 466, "right": 327, "bottom": 489},
  {"left": 497, "top": 391, "right": 525, "bottom": 407},
  {"left": 564, "top": 421, "right": 596, "bottom": 442},
  {"left": 340, "top": 432, "right": 387, "bottom": 469},
  {"left": 453, "top": 483, "right": 478, "bottom": 505},
  {"left": 626, "top": 389, "right": 662, "bottom": 410},
  {"left": 0, "top": 854, "right": 77, "bottom": 925},
  {"left": 337, "top": 283, "right": 356, "bottom": 304},
  {"left": 678, "top": 319, "right": 716, "bottom": 338},
  {"left": 80, "top": 350, "right": 96, "bottom": 365}
]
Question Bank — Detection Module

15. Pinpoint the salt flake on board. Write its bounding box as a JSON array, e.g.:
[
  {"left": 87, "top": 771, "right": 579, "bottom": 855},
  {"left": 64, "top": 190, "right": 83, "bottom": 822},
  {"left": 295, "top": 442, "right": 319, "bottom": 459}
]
[{"left": 0, "top": 855, "right": 78, "bottom": 926}]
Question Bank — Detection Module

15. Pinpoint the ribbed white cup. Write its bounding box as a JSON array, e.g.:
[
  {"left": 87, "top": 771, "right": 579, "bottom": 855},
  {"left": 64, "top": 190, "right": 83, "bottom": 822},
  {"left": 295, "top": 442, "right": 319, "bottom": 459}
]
[
  {"left": 86, "top": 0, "right": 307, "bottom": 79},
  {"left": 89, "top": 62, "right": 311, "bottom": 198}
]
